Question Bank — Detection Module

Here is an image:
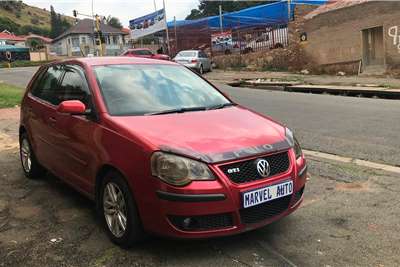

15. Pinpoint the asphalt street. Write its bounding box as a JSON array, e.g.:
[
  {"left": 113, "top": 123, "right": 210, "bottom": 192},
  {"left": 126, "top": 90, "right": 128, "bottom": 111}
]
[
  {"left": 1, "top": 66, "right": 398, "bottom": 166},
  {"left": 216, "top": 83, "right": 400, "bottom": 166}
]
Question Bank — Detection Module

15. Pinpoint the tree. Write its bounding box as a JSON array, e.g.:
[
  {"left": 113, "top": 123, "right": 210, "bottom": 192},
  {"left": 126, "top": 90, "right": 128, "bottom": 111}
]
[
  {"left": 106, "top": 16, "right": 123, "bottom": 29},
  {"left": 50, "top": 5, "right": 71, "bottom": 38},
  {"left": 185, "top": 0, "right": 272, "bottom": 20}
]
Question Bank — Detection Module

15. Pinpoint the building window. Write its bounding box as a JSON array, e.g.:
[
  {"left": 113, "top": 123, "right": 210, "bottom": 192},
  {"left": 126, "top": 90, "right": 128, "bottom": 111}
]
[
  {"left": 71, "top": 37, "right": 80, "bottom": 47},
  {"left": 113, "top": 35, "right": 118, "bottom": 44},
  {"left": 81, "top": 36, "right": 86, "bottom": 45}
]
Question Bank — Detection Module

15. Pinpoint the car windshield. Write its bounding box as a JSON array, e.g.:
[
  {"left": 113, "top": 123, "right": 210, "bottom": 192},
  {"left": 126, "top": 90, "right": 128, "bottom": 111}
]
[
  {"left": 177, "top": 51, "right": 197, "bottom": 57},
  {"left": 94, "top": 64, "right": 231, "bottom": 116}
]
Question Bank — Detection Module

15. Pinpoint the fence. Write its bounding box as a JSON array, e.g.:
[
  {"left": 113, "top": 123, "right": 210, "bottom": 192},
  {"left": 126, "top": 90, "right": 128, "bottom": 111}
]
[{"left": 211, "top": 25, "right": 288, "bottom": 56}]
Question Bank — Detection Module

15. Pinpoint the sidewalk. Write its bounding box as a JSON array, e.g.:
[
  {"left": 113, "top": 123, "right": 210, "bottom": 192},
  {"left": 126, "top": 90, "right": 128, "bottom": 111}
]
[
  {"left": 204, "top": 69, "right": 400, "bottom": 88},
  {"left": 204, "top": 69, "right": 400, "bottom": 99}
]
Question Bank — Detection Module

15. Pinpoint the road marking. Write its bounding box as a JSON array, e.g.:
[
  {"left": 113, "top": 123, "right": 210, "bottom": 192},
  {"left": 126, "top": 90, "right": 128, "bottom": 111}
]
[
  {"left": 304, "top": 149, "right": 400, "bottom": 175},
  {"left": 257, "top": 240, "right": 298, "bottom": 267}
]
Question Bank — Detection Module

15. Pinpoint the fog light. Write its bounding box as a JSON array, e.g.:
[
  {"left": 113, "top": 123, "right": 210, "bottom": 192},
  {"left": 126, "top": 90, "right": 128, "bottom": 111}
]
[{"left": 182, "top": 218, "right": 192, "bottom": 229}]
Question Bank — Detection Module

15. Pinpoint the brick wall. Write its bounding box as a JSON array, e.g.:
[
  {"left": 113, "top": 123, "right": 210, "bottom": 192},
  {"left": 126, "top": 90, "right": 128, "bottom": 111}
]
[{"left": 300, "top": 1, "right": 400, "bottom": 70}]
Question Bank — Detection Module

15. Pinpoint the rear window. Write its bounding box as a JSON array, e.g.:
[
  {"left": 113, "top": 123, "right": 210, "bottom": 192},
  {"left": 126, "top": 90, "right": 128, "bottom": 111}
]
[
  {"left": 132, "top": 50, "right": 153, "bottom": 56},
  {"left": 177, "top": 51, "right": 197, "bottom": 57}
]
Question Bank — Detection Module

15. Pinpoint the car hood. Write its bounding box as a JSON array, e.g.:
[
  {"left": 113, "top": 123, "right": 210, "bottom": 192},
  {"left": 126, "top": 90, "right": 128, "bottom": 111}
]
[{"left": 109, "top": 106, "right": 289, "bottom": 163}]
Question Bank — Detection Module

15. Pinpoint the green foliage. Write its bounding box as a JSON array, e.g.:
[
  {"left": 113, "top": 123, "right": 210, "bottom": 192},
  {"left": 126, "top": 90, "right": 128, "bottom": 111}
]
[
  {"left": 50, "top": 5, "right": 71, "bottom": 38},
  {"left": 0, "top": 60, "right": 54, "bottom": 68},
  {"left": 186, "top": 1, "right": 272, "bottom": 20},
  {"left": 0, "top": 16, "right": 20, "bottom": 33},
  {"left": 0, "top": 82, "right": 23, "bottom": 108},
  {"left": 106, "top": 16, "right": 123, "bottom": 29},
  {"left": 0, "top": 1, "right": 23, "bottom": 13}
]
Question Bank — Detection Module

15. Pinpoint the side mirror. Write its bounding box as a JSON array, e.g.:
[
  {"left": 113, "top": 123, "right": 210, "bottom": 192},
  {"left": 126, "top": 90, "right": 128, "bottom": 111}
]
[{"left": 57, "top": 100, "right": 86, "bottom": 114}]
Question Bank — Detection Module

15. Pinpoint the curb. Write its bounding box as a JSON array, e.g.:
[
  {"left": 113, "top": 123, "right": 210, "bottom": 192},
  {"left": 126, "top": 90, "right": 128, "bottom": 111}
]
[{"left": 225, "top": 81, "right": 400, "bottom": 99}]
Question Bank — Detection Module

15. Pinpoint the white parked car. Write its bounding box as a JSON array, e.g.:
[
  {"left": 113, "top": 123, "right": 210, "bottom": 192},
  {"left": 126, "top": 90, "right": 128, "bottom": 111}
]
[{"left": 173, "top": 50, "right": 212, "bottom": 75}]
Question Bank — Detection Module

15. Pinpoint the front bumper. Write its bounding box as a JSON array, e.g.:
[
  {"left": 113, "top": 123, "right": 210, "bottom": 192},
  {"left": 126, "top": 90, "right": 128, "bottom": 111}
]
[{"left": 138, "top": 150, "right": 307, "bottom": 239}]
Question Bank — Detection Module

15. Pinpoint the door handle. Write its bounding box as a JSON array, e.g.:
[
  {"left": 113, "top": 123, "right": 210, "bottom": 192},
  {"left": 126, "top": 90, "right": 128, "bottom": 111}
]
[{"left": 49, "top": 116, "right": 57, "bottom": 126}]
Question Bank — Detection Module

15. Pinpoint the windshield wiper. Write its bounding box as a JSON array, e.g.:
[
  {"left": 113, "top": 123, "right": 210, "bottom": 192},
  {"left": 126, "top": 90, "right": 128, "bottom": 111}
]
[
  {"left": 145, "top": 106, "right": 207, "bottom": 115},
  {"left": 207, "top": 102, "right": 236, "bottom": 110}
]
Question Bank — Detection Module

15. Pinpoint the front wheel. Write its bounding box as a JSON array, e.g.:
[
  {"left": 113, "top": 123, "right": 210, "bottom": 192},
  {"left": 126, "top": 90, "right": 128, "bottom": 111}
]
[{"left": 100, "top": 171, "right": 145, "bottom": 247}]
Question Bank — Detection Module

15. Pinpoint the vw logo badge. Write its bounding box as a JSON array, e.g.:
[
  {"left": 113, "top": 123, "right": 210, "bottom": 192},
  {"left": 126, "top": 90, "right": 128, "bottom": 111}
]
[{"left": 256, "top": 159, "right": 270, "bottom": 177}]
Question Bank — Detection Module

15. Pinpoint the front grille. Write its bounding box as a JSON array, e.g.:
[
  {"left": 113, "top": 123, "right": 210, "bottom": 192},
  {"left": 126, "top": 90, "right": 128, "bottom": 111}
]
[
  {"left": 292, "top": 186, "right": 305, "bottom": 205},
  {"left": 240, "top": 195, "right": 291, "bottom": 224},
  {"left": 168, "top": 213, "right": 233, "bottom": 231},
  {"left": 220, "top": 151, "right": 290, "bottom": 184}
]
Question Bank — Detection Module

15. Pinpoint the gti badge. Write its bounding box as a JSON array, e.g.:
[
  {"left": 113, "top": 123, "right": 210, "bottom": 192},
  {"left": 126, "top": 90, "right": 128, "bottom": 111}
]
[{"left": 256, "top": 159, "right": 270, "bottom": 177}]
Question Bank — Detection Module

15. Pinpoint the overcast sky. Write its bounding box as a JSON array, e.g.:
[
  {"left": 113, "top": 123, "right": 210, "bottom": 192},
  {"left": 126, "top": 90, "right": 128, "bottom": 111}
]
[{"left": 24, "top": 0, "right": 198, "bottom": 27}]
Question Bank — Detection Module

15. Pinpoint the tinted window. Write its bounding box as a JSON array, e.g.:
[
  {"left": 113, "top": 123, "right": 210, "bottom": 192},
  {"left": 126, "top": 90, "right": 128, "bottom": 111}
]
[
  {"left": 94, "top": 64, "right": 230, "bottom": 116},
  {"left": 60, "top": 66, "right": 91, "bottom": 107},
  {"left": 31, "top": 65, "right": 63, "bottom": 105},
  {"left": 199, "top": 51, "right": 208, "bottom": 58},
  {"left": 132, "top": 50, "right": 152, "bottom": 56}
]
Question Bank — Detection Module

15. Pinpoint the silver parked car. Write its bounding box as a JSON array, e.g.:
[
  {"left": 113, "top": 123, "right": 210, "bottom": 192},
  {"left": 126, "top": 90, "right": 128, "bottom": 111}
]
[{"left": 173, "top": 50, "right": 212, "bottom": 75}]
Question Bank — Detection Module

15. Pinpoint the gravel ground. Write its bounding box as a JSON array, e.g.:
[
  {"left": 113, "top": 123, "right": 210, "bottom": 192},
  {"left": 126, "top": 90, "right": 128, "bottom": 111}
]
[{"left": 0, "top": 108, "right": 399, "bottom": 267}]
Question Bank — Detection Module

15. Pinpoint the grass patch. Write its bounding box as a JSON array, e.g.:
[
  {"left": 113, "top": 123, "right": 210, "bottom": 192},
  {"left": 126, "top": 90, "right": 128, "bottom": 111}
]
[
  {"left": 0, "top": 82, "right": 23, "bottom": 108},
  {"left": 0, "top": 60, "right": 54, "bottom": 68}
]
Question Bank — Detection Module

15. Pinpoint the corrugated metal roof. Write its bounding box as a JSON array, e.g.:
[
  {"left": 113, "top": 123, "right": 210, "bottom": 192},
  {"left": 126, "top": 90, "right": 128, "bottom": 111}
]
[{"left": 0, "top": 32, "right": 26, "bottom": 42}]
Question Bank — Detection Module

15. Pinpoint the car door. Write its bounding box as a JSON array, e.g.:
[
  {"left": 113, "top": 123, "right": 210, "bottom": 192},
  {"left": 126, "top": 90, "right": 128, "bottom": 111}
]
[
  {"left": 26, "top": 65, "right": 64, "bottom": 173},
  {"left": 199, "top": 51, "right": 210, "bottom": 70},
  {"left": 51, "top": 65, "right": 99, "bottom": 194}
]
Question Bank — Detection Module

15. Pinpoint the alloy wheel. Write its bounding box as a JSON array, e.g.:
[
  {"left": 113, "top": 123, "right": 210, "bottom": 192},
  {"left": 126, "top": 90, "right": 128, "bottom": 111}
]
[
  {"left": 20, "top": 138, "right": 32, "bottom": 173},
  {"left": 103, "top": 182, "right": 128, "bottom": 238}
]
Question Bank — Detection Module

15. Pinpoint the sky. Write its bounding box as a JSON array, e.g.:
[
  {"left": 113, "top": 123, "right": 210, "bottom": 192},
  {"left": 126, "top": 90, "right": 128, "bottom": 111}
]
[{"left": 24, "top": 0, "right": 198, "bottom": 27}]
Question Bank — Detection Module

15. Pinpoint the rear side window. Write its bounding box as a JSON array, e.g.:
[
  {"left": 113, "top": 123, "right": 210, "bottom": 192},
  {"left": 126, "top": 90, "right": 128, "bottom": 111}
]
[
  {"left": 31, "top": 65, "right": 63, "bottom": 105},
  {"left": 59, "top": 66, "right": 91, "bottom": 108}
]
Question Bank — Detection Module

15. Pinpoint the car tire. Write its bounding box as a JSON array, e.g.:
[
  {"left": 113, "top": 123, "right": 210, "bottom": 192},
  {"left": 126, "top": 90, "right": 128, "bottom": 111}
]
[
  {"left": 19, "top": 132, "right": 46, "bottom": 179},
  {"left": 199, "top": 65, "right": 204, "bottom": 75},
  {"left": 100, "top": 170, "right": 145, "bottom": 248}
]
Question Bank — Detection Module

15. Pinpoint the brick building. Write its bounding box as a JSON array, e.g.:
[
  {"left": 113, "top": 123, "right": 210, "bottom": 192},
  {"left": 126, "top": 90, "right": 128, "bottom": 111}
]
[{"left": 298, "top": 0, "right": 400, "bottom": 74}]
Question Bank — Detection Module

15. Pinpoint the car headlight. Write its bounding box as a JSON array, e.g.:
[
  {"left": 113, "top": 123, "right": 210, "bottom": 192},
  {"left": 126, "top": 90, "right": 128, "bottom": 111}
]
[
  {"left": 151, "top": 152, "right": 215, "bottom": 186},
  {"left": 285, "top": 127, "right": 303, "bottom": 159}
]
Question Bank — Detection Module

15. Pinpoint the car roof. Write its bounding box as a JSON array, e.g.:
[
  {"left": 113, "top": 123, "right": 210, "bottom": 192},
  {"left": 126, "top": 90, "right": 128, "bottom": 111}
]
[
  {"left": 178, "top": 50, "right": 199, "bottom": 53},
  {"left": 128, "top": 48, "right": 151, "bottom": 51},
  {"left": 53, "top": 56, "right": 177, "bottom": 67}
]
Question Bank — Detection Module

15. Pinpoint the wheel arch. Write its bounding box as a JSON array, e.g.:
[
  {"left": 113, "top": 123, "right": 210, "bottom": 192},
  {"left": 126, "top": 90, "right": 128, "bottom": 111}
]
[{"left": 94, "top": 164, "right": 133, "bottom": 211}]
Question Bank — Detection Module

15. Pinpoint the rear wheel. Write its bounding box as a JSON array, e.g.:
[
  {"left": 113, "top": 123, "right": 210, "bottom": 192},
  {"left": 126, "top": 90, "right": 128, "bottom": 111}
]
[
  {"left": 199, "top": 65, "right": 204, "bottom": 75},
  {"left": 19, "top": 132, "right": 46, "bottom": 179},
  {"left": 100, "top": 171, "right": 145, "bottom": 247}
]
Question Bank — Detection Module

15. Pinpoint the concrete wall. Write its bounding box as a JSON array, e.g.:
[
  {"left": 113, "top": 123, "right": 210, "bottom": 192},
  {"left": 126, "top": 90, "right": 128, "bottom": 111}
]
[{"left": 301, "top": 1, "right": 400, "bottom": 70}]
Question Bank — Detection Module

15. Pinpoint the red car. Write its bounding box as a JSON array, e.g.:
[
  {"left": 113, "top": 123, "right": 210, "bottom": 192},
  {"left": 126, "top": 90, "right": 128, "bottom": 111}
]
[
  {"left": 19, "top": 57, "right": 307, "bottom": 247},
  {"left": 121, "top": 48, "right": 170, "bottom": 61}
]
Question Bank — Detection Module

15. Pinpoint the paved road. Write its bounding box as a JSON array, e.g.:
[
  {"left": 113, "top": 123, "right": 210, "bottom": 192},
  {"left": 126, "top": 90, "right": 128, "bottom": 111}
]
[
  {"left": 216, "top": 83, "right": 400, "bottom": 166},
  {"left": 1, "top": 67, "right": 399, "bottom": 165},
  {"left": 1, "top": 110, "right": 399, "bottom": 266},
  {"left": 0, "top": 66, "right": 38, "bottom": 88}
]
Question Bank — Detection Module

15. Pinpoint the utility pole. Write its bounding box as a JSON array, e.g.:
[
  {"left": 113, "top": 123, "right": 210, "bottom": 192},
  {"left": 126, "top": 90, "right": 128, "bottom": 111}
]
[
  {"left": 73, "top": 8, "right": 103, "bottom": 56},
  {"left": 94, "top": 14, "right": 103, "bottom": 56},
  {"left": 174, "top": 16, "right": 178, "bottom": 54},
  {"left": 219, "top": 5, "right": 223, "bottom": 33},
  {"left": 153, "top": 0, "right": 157, "bottom": 11},
  {"left": 163, "top": 0, "right": 171, "bottom": 56}
]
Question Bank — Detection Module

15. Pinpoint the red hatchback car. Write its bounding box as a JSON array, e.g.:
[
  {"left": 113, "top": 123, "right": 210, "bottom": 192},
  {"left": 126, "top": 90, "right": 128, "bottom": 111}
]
[
  {"left": 19, "top": 57, "right": 307, "bottom": 247},
  {"left": 121, "top": 48, "right": 170, "bottom": 61}
]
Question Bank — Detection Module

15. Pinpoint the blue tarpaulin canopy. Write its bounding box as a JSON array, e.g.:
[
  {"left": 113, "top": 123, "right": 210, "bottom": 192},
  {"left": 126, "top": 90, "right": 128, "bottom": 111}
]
[{"left": 167, "top": 0, "right": 327, "bottom": 30}]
